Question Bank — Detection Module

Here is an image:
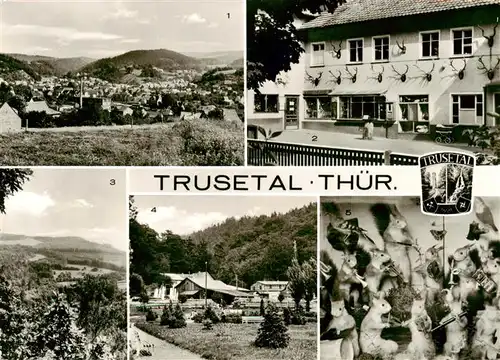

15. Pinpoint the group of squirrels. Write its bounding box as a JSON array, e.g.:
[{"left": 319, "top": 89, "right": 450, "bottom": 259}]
[{"left": 320, "top": 198, "right": 500, "bottom": 360}]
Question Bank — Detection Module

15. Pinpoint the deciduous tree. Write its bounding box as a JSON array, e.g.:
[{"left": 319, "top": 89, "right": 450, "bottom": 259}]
[{"left": 247, "top": 0, "right": 346, "bottom": 90}]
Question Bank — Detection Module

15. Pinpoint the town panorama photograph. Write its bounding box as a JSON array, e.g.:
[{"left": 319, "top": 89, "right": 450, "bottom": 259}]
[{"left": 0, "top": 0, "right": 244, "bottom": 166}]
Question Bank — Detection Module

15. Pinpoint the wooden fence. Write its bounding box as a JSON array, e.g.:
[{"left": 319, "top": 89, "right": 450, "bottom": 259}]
[{"left": 247, "top": 139, "right": 419, "bottom": 166}]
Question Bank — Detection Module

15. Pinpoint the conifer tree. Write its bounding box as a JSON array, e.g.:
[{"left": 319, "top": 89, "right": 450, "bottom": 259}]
[{"left": 255, "top": 303, "right": 289, "bottom": 349}]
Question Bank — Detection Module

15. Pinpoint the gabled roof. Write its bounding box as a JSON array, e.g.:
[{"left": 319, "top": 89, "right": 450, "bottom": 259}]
[
  {"left": 253, "top": 281, "right": 289, "bottom": 286},
  {"left": 301, "top": 0, "right": 500, "bottom": 29},
  {"left": 0, "top": 102, "right": 20, "bottom": 119},
  {"left": 25, "top": 100, "right": 60, "bottom": 115},
  {"left": 175, "top": 272, "right": 251, "bottom": 296}
]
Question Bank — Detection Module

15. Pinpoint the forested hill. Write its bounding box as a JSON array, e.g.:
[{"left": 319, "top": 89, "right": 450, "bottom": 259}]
[{"left": 130, "top": 202, "right": 317, "bottom": 288}]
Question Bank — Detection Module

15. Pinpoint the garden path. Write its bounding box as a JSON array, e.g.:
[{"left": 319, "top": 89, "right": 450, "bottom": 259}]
[{"left": 132, "top": 323, "right": 203, "bottom": 360}]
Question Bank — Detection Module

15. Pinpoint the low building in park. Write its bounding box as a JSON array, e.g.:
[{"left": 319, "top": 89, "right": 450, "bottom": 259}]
[
  {"left": 250, "top": 280, "right": 290, "bottom": 301},
  {"left": 175, "top": 272, "right": 252, "bottom": 304}
]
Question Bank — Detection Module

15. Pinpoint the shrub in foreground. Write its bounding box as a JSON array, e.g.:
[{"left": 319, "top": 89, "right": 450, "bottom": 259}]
[
  {"left": 145, "top": 309, "right": 157, "bottom": 322},
  {"left": 203, "top": 306, "right": 221, "bottom": 324},
  {"left": 173, "top": 120, "right": 244, "bottom": 166},
  {"left": 202, "top": 319, "right": 213, "bottom": 330}
]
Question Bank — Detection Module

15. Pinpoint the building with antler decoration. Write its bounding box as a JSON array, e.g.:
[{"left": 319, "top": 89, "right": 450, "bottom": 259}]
[{"left": 249, "top": 0, "right": 500, "bottom": 141}]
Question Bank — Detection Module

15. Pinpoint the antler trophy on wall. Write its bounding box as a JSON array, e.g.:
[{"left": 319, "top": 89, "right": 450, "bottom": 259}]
[
  {"left": 330, "top": 40, "right": 343, "bottom": 59},
  {"left": 478, "top": 18, "right": 498, "bottom": 48},
  {"left": 478, "top": 56, "right": 500, "bottom": 80},
  {"left": 305, "top": 71, "right": 323, "bottom": 86},
  {"left": 391, "top": 65, "right": 409, "bottom": 82},
  {"left": 450, "top": 59, "right": 467, "bottom": 80},
  {"left": 369, "top": 64, "right": 385, "bottom": 83},
  {"left": 396, "top": 39, "right": 407, "bottom": 54},
  {"left": 414, "top": 62, "right": 435, "bottom": 82},
  {"left": 328, "top": 70, "right": 342, "bottom": 85},
  {"left": 344, "top": 66, "right": 358, "bottom": 83}
]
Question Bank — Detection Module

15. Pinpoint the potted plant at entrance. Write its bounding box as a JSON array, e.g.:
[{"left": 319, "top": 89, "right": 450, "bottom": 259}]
[
  {"left": 246, "top": 124, "right": 283, "bottom": 165},
  {"left": 462, "top": 125, "right": 495, "bottom": 150}
]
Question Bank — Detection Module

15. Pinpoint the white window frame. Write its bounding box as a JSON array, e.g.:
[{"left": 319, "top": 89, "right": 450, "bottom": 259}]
[
  {"left": 304, "top": 96, "right": 334, "bottom": 119},
  {"left": 254, "top": 94, "right": 279, "bottom": 113},
  {"left": 419, "top": 30, "right": 440, "bottom": 59},
  {"left": 450, "top": 27, "right": 474, "bottom": 58},
  {"left": 347, "top": 38, "right": 364, "bottom": 63},
  {"left": 310, "top": 42, "right": 326, "bottom": 67},
  {"left": 449, "top": 93, "right": 483, "bottom": 125},
  {"left": 372, "top": 35, "right": 390, "bottom": 62}
]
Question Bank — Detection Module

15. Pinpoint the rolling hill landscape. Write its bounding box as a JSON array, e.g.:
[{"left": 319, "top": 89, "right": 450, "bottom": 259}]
[
  {"left": 0, "top": 233, "right": 126, "bottom": 269},
  {"left": 7, "top": 54, "right": 95, "bottom": 76},
  {"left": 1, "top": 48, "right": 243, "bottom": 81}
]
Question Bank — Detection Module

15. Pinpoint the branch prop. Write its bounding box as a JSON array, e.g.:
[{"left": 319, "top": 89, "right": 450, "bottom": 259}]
[{"left": 430, "top": 312, "right": 468, "bottom": 332}]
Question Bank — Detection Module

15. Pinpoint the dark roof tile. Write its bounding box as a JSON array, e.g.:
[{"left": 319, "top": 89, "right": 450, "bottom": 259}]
[{"left": 301, "top": 0, "right": 500, "bottom": 29}]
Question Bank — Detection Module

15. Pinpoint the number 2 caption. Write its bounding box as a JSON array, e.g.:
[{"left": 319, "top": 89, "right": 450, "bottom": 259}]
[{"left": 312, "top": 135, "right": 318, "bottom": 142}]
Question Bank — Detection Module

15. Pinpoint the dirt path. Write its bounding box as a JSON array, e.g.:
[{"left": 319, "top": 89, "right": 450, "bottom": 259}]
[{"left": 132, "top": 324, "right": 203, "bottom": 360}]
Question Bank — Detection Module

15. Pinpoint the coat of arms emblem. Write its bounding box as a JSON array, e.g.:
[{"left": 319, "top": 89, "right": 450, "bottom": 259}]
[{"left": 419, "top": 151, "right": 475, "bottom": 216}]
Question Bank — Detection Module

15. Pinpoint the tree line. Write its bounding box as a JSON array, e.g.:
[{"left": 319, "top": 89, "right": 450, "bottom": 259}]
[{"left": 129, "top": 196, "right": 317, "bottom": 298}]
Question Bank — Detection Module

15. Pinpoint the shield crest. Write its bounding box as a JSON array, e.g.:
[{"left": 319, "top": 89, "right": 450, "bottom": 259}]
[{"left": 419, "top": 151, "right": 475, "bottom": 216}]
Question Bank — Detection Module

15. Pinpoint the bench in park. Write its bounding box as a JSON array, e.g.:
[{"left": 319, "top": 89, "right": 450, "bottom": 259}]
[{"left": 242, "top": 316, "right": 264, "bottom": 324}]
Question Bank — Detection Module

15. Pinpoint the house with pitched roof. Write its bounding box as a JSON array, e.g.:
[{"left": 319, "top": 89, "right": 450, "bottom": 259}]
[
  {"left": 175, "top": 272, "right": 252, "bottom": 304},
  {"left": 0, "top": 103, "right": 22, "bottom": 133},
  {"left": 249, "top": 0, "right": 500, "bottom": 141},
  {"left": 25, "top": 99, "right": 60, "bottom": 117},
  {"left": 250, "top": 280, "right": 290, "bottom": 301}
]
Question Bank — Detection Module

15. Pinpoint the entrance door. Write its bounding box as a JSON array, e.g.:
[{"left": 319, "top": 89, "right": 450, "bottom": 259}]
[
  {"left": 285, "top": 96, "right": 299, "bottom": 129},
  {"left": 495, "top": 93, "right": 500, "bottom": 126}
]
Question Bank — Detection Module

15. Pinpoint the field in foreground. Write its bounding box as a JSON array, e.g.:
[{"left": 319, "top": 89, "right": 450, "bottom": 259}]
[
  {"left": 135, "top": 320, "right": 316, "bottom": 360},
  {"left": 0, "top": 120, "right": 244, "bottom": 166}
]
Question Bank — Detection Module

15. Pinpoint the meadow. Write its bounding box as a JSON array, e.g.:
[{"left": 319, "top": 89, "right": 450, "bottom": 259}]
[
  {"left": 0, "top": 119, "right": 244, "bottom": 166},
  {"left": 135, "top": 321, "right": 317, "bottom": 360}
]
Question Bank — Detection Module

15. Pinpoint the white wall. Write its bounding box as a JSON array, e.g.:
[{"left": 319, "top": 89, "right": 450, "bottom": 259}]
[{"left": 302, "top": 23, "right": 500, "bottom": 126}]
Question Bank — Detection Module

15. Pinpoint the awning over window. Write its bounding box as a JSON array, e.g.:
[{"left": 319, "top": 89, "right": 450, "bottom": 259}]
[
  {"left": 329, "top": 89, "right": 388, "bottom": 96},
  {"left": 485, "top": 82, "right": 500, "bottom": 92},
  {"left": 303, "top": 89, "right": 331, "bottom": 96}
]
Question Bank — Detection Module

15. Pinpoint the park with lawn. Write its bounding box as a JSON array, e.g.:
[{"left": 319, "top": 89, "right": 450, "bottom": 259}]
[{"left": 128, "top": 197, "right": 318, "bottom": 360}]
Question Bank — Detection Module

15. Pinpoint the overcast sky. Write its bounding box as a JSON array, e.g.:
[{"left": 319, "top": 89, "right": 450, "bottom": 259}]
[
  {"left": 0, "top": 0, "right": 244, "bottom": 58},
  {"left": 134, "top": 196, "right": 317, "bottom": 235},
  {"left": 0, "top": 168, "right": 127, "bottom": 251}
]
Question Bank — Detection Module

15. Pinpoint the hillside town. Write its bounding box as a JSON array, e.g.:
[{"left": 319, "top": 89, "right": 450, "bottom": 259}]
[{"left": 0, "top": 63, "right": 244, "bottom": 130}]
